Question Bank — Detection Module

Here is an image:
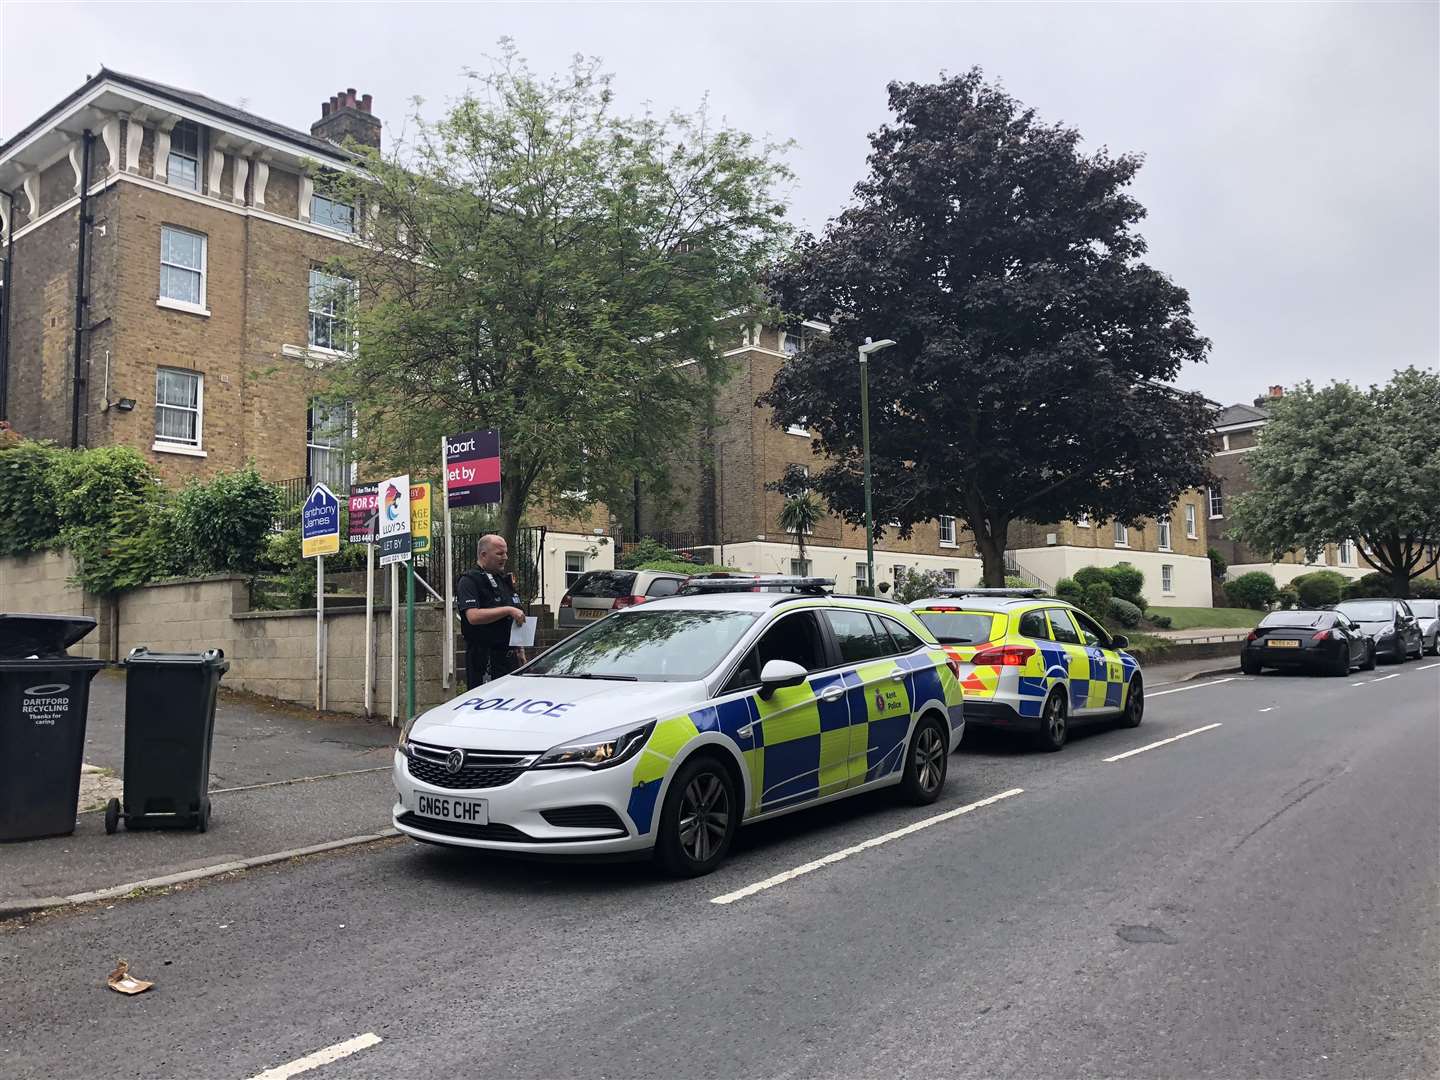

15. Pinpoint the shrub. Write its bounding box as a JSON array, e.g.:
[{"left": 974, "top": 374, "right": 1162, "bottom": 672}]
[
  {"left": 1275, "top": 584, "right": 1300, "bottom": 610},
  {"left": 1292, "top": 570, "right": 1348, "bottom": 608},
  {"left": 1147, "top": 613, "right": 1173, "bottom": 630},
  {"left": 0, "top": 440, "right": 65, "bottom": 556},
  {"left": 1004, "top": 575, "right": 1028, "bottom": 589},
  {"left": 1225, "top": 571, "right": 1278, "bottom": 610},
  {"left": 169, "top": 466, "right": 280, "bottom": 574},
  {"left": 1207, "top": 547, "right": 1228, "bottom": 580},
  {"left": 1080, "top": 580, "right": 1112, "bottom": 622},
  {"left": 1342, "top": 572, "right": 1440, "bottom": 601},
  {"left": 1108, "top": 596, "right": 1142, "bottom": 627},
  {"left": 617, "top": 537, "right": 679, "bottom": 570},
  {"left": 1073, "top": 566, "right": 1107, "bottom": 589},
  {"left": 50, "top": 447, "right": 171, "bottom": 594},
  {"left": 1105, "top": 562, "right": 1145, "bottom": 605},
  {"left": 636, "top": 559, "right": 729, "bottom": 576},
  {"left": 1412, "top": 578, "right": 1440, "bottom": 600},
  {"left": 1055, "top": 577, "right": 1084, "bottom": 607}
]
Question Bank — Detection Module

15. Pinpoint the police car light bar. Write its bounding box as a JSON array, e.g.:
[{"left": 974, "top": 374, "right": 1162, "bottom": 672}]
[
  {"left": 683, "top": 575, "right": 836, "bottom": 592},
  {"left": 936, "top": 587, "right": 1046, "bottom": 598}
]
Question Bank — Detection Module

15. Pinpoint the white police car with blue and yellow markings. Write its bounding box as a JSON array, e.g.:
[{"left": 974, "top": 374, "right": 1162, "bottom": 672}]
[
  {"left": 393, "top": 580, "right": 965, "bottom": 876},
  {"left": 909, "top": 588, "right": 1143, "bottom": 752}
]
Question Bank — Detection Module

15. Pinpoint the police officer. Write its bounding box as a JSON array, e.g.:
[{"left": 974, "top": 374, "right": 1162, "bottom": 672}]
[{"left": 456, "top": 534, "right": 527, "bottom": 688}]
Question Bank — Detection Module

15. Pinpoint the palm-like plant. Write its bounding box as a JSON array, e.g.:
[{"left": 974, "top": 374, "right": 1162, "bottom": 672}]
[{"left": 779, "top": 492, "right": 825, "bottom": 569}]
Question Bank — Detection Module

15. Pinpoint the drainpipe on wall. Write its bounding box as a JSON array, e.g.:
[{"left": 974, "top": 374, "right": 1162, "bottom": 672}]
[
  {"left": 69, "top": 130, "right": 94, "bottom": 449},
  {"left": 0, "top": 188, "right": 14, "bottom": 420}
]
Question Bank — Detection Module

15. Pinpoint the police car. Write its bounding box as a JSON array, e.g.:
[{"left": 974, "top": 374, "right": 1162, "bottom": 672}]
[
  {"left": 393, "top": 578, "right": 965, "bottom": 876},
  {"left": 908, "top": 588, "right": 1142, "bottom": 752}
]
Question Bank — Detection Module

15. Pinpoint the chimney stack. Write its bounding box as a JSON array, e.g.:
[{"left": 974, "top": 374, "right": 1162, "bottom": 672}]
[{"left": 311, "top": 87, "right": 381, "bottom": 151}]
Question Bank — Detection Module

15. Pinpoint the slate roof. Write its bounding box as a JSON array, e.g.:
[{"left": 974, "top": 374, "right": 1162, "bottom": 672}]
[{"left": 1216, "top": 403, "right": 1270, "bottom": 428}]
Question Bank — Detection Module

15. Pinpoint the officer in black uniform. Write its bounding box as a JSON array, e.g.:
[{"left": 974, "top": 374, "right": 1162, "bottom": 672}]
[{"left": 456, "top": 534, "right": 528, "bottom": 688}]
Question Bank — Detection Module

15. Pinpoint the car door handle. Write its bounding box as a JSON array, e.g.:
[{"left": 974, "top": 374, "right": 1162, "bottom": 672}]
[
  {"left": 889, "top": 672, "right": 906, "bottom": 683},
  {"left": 819, "top": 686, "right": 845, "bottom": 703}
]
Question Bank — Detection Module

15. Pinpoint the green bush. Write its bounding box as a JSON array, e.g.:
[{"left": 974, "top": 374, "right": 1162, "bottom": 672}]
[
  {"left": 636, "top": 559, "right": 729, "bottom": 576},
  {"left": 617, "top": 537, "right": 678, "bottom": 570},
  {"left": 169, "top": 466, "right": 280, "bottom": 574},
  {"left": 1055, "top": 577, "right": 1084, "bottom": 606},
  {"left": 1412, "top": 578, "right": 1440, "bottom": 600},
  {"left": 0, "top": 440, "right": 64, "bottom": 556},
  {"left": 1292, "top": 570, "right": 1348, "bottom": 608},
  {"left": 1108, "top": 596, "right": 1142, "bottom": 627},
  {"left": 1073, "top": 566, "right": 1107, "bottom": 589},
  {"left": 1080, "top": 580, "right": 1112, "bottom": 622},
  {"left": 1225, "top": 571, "right": 1278, "bottom": 610},
  {"left": 1276, "top": 584, "right": 1300, "bottom": 610},
  {"left": 1207, "top": 547, "right": 1228, "bottom": 580},
  {"left": 893, "top": 569, "right": 953, "bottom": 604},
  {"left": 1341, "top": 572, "right": 1440, "bottom": 601},
  {"left": 1147, "top": 613, "right": 1173, "bottom": 630},
  {"left": 1105, "top": 562, "right": 1146, "bottom": 606},
  {"left": 50, "top": 447, "right": 172, "bottom": 594}
]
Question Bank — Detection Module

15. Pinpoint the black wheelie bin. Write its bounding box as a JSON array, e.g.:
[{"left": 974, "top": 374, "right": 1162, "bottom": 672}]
[
  {"left": 0, "top": 614, "right": 107, "bottom": 842},
  {"left": 106, "top": 647, "right": 229, "bottom": 834}
]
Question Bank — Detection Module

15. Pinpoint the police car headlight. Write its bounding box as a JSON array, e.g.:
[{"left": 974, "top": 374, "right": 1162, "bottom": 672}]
[
  {"left": 535, "top": 720, "right": 657, "bottom": 770},
  {"left": 397, "top": 714, "right": 421, "bottom": 754}
]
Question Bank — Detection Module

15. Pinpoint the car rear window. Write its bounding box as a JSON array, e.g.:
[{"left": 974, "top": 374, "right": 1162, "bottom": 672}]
[
  {"left": 1408, "top": 600, "right": 1438, "bottom": 618},
  {"left": 914, "top": 610, "right": 997, "bottom": 645},
  {"left": 568, "top": 571, "right": 638, "bottom": 598},
  {"left": 1259, "top": 611, "right": 1333, "bottom": 629}
]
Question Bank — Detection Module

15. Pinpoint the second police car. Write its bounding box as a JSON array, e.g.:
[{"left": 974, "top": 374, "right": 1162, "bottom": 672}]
[
  {"left": 909, "top": 588, "right": 1144, "bottom": 751},
  {"left": 393, "top": 578, "right": 965, "bottom": 876}
]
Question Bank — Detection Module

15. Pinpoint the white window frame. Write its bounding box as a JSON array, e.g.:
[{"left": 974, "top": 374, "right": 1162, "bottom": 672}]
[
  {"left": 942, "top": 568, "right": 958, "bottom": 588},
  {"left": 786, "top": 416, "right": 810, "bottom": 437},
  {"left": 308, "top": 266, "right": 356, "bottom": 355},
  {"left": 152, "top": 367, "right": 204, "bottom": 455},
  {"left": 1339, "top": 539, "right": 1356, "bottom": 567},
  {"left": 789, "top": 558, "right": 812, "bottom": 577},
  {"left": 1221, "top": 433, "right": 1231, "bottom": 451},
  {"left": 307, "top": 398, "right": 356, "bottom": 490},
  {"left": 855, "top": 562, "right": 872, "bottom": 590},
  {"left": 782, "top": 329, "right": 805, "bottom": 357},
  {"left": 1158, "top": 518, "right": 1172, "bottom": 551},
  {"left": 167, "top": 121, "right": 201, "bottom": 193},
  {"left": 939, "top": 515, "right": 957, "bottom": 547},
  {"left": 158, "top": 225, "right": 208, "bottom": 315},
  {"left": 1161, "top": 564, "right": 1174, "bottom": 595},
  {"left": 1075, "top": 514, "right": 1090, "bottom": 528},
  {"left": 1185, "top": 504, "right": 1198, "bottom": 540},
  {"left": 310, "top": 192, "right": 355, "bottom": 235},
  {"left": 1208, "top": 485, "right": 1224, "bottom": 520},
  {"left": 565, "top": 551, "right": 587, "bottom": 590},
  {"left": 1114, "top": 521, "right": 1129, "bottom": 547}
]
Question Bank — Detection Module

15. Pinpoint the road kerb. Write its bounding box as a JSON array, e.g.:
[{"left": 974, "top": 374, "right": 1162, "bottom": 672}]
[{"left": 0, "top": 828, "right": 400, "bottom": 921}]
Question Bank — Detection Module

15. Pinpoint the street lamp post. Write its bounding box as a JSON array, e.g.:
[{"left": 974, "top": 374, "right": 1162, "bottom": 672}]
[{"left": 857, "top": 337, "right": 896, "bottom": 594}]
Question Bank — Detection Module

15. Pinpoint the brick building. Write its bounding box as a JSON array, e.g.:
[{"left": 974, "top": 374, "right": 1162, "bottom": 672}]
[
  {"left": 0, "top": 69, "right": 611, "bottom": 603},
  {"left": 641, "top": 321, "right": 1215, "bottom": 605}
]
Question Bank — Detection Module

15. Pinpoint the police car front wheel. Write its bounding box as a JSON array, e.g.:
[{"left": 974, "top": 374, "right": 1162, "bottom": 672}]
[
  {"left": 898, "top": 714, "right": 949, "bottom": 805},
  {"left": 655, "top": 754, "right": 740, "bottom": 878}
]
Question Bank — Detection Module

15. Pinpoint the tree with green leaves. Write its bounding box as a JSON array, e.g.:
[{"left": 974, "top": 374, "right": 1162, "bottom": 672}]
[
  {"left": 1228, "top": 368, "right": 1440, "bottom": 596},
  {"left": 759, "top": 69, "right": 1214, "bottom": 587},
  {"left": 778, "top": 491, "right": 824, "bottom": 569},
  {"left": 326, "top": 44, "right": 791, "bottom": 543}
]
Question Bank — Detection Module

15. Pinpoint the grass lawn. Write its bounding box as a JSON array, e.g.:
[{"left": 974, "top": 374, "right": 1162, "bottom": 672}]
[{"left": 1148, "top": 606, "right": 1262, "bottom": 630}]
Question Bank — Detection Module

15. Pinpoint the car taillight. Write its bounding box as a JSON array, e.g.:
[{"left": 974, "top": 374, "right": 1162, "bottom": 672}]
[
  {"left": 1246, "top": 629, "right": 1259, "bottom": 642},
  {"left": 612, "top": 595, "right": 645, "bottom": 609},
  {"left": 971, "top": 644, "right": 1036, "bottom": 667},
  {"left": 943, "top": 647, "right": 964, "bottom": 680},
  {"left": 560, "top": 594, "right": 572, "bottom": 608},
  {"left": 1312, "top": 629, "right": 1331, "bottom": 642}
]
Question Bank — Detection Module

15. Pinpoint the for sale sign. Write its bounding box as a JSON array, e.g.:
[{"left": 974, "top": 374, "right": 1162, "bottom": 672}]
[
  {"left": 377, "top": 474, "right": 412, "bottom": 566},
  {"left": 348, "top": 482, "right": 379, "bottom": 543},
  {"left": 410, "top": 482, "right": 433, "bottom": 554},
  {"left": 301, "top": 484, "right": 340, "bottom": 558},
  {"left": 445, "top": 429, "right": 500, "bottom": 508}
]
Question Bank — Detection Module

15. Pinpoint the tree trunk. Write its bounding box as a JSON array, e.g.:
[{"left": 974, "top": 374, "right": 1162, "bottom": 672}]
[
  {"left": 973, "top": 525, "right": 1008, "bottom": 588},
  {"left": 500, "top": 471, "right": 528, "bottom": 550}
]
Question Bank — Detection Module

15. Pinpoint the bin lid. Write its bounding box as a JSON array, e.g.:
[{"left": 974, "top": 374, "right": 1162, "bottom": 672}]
[
  {"left": 122, "top": 647, "right": 229, "bottom": 671},
  {"left": 0, "top": 613, "right": 98, "bottom": 659}
]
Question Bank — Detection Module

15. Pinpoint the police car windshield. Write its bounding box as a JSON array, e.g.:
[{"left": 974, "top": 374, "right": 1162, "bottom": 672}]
[
  {"left": 524, "top": 609, "right": 759, "bottom": 682},
  {"left": 914, "top": 611, "right": 994, "bottom": 645}
]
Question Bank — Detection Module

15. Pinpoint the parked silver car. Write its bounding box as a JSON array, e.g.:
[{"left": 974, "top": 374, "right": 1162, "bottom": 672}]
[
  {"left": 557, "top": 569, "right": 687, "bottom": 627},
  {"left": 1406, "top": 599, "right": 1440, "bottom": 655}
]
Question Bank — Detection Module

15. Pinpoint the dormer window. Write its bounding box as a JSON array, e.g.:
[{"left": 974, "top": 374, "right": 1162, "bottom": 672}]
[{"left": 168, "top": 122, "right": 200, "bottom": 192}]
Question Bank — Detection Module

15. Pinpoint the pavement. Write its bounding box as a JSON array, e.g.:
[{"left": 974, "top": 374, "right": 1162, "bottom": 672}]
[{"left": 2, "top": 655, "right": 1436, "bottom": 1078}]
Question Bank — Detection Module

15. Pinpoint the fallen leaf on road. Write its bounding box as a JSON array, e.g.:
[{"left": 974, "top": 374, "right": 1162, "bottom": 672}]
[{"left": 107, "top": 959, "right": 153, "bottom": 995}]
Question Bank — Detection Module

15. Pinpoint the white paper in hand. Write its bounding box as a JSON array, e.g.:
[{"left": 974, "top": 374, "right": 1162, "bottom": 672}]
[{"left": 509, "top": 617, "right": 536, "bottom": 648}]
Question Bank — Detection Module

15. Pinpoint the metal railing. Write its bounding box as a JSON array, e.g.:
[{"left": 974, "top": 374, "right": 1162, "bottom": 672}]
[
  {"left": 1003, "top": 552, "right": 1054, "bottom": 593},
  {"left": 271, "top": 476, "right": 310, "bottom": 532}
]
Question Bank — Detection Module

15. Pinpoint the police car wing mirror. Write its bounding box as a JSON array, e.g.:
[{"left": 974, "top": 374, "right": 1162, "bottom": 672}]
[
  {"left": 758, "top": 659, "right": 808, "bottom": 700},
  {"left": 1110, "top": 635, "right": 1129, "bottom": 650}
]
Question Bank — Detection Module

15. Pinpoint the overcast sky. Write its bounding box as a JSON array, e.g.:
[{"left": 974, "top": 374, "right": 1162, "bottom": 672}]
[{"left": 3, "top": 2, "right": 1436, "bottom": 407}]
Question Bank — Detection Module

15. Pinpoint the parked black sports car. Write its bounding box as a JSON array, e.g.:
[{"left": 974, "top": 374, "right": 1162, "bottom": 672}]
[
  {"left": 1241, "top": 609, "right": 1376, "bottom": 676},
  {"left": 1332, "top": 599, "right": 1425, "bottom": 663}
]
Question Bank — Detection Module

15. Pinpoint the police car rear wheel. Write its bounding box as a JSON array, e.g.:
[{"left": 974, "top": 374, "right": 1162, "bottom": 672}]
[
  {"left": 656, "top": 755, "right": 738, "bottom": 877},
  {"left": 1036, "top": 692, "right": 1068, "bottom": 752},
  {"left": 898, "top": 715, "right": 948, "bottom": 805}
]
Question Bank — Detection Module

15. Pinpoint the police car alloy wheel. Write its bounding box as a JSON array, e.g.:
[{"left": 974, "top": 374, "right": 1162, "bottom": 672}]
[
  {"left": 1037, "top": 692, "right": 1068, "bottom": 752},
  {"left": 656, "top": 754, "right": 739, "bottom": 877},
  {"left": 1121, "top": 675, "right": 1144, "bottom": 728},
  {"left": 898, "top": 715, "right": 948, "bottom": 805}
]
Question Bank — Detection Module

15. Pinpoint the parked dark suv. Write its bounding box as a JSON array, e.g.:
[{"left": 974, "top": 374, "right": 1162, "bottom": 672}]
[{"left": 1332, "top": 599, "right": 1425, "bottom": 663}]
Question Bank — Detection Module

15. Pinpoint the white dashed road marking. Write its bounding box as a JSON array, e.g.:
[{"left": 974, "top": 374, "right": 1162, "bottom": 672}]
[
  {"left": 1258, "top": 707, "right": 1275, "bottom": 713},
  {"left": 710, "top": 788, "right": 1025, "bottom": 906},
  {"left": 1417, "top": 663, "right": 1440, "bottom": 671},
  {"left": 1352, "top": 673, "right": 1401, "bottom": 686},
  {"left": 1103, "top": 723, "right": 1223, "bottom": 763},
  {"left": 1148, "top": 677, "right": 1242, "bottom": 698},
  {"left": 246, "top": 1034, "right": 382, "bottom": 1080}
]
